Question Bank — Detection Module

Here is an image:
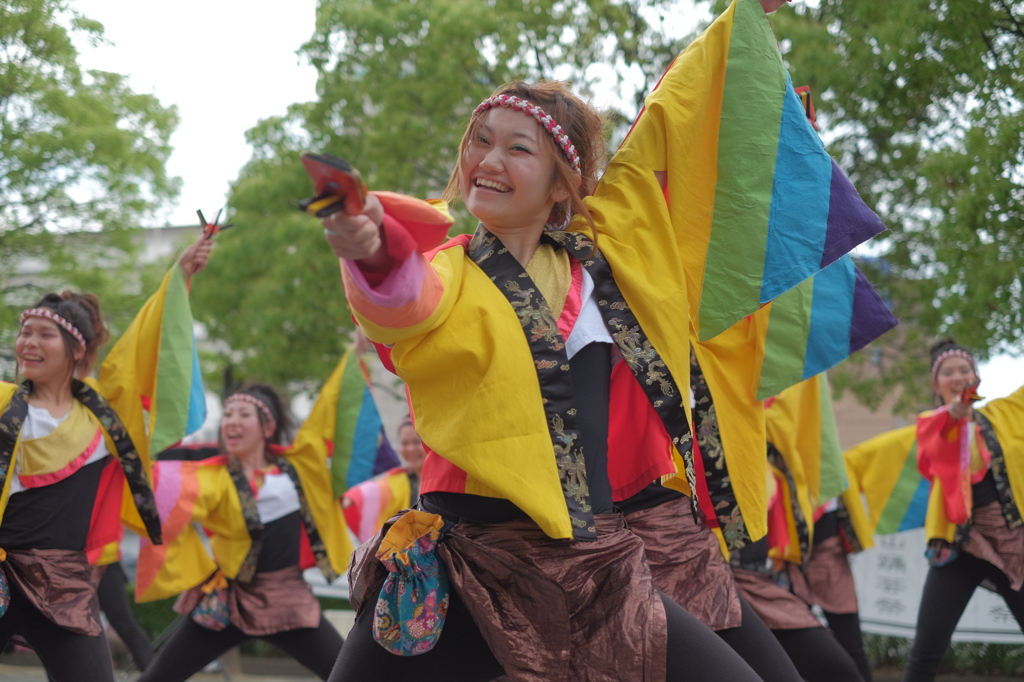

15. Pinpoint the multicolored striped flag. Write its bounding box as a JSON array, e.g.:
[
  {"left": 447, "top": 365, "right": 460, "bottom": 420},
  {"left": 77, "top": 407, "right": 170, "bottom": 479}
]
[
  {"left": 298, "top": 350, "right": 399, "bottom": 497},
  {"left": 755, "top": 255, "right": 898, "bottom": 400},
  {"left": 98, "top": 264, "right": 207, "bottom": 467},
  {"left": 90, "top": 264, "right": 206, "bottom": 554},
  {"left": 617, "top": 0, "right": 887, "bottom": 342},
  {"left": 844, "top": 425, "right": 929, "bottom": 535}
]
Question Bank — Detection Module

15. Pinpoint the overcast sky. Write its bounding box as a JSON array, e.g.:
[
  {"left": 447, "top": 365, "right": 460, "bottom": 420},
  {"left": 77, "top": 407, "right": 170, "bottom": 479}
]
[
  {"left": 71, "top": 0, "right": 1021, "bottom": 403},
  {"left": 74, "top": 0, "right": 320, "bottom": 228}
]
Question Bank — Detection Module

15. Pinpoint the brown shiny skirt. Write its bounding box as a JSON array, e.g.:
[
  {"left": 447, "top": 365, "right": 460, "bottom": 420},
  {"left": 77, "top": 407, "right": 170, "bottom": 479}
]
[
  {"left": 175, "top": 565, "right": 321, "bottom": 636},
  {"left": 2, "top": 548, "right": 101, "bottom": 636},
  {"left": 349, "top": 512, "right": 668, "bottom": 682},
  {"left": 963, "top": 501, "right": 1024, "bottom": 590},
  {"left": 626, "top": 496, "right": 742, "bottom": 630},
  {"left": 788, "top": 535, "right": 859, "bottom": 614},
  {"left": 730, "top": 566, "right": 820, "bottom": 630}
]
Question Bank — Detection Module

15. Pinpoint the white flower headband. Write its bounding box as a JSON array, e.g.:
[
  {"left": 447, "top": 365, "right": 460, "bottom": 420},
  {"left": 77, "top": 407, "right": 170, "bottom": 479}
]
[
  {"left": 225, "top": 393, "right": 277, "bottom": 433},
  {"left": 21, "top": 308, "right": 86, "bottom": 350},
  {"left": 473, "top": 94, "right": 582, "bottom": 174},
  {"left": 931, "top": 349, "right": 976, "bottom": 380}
]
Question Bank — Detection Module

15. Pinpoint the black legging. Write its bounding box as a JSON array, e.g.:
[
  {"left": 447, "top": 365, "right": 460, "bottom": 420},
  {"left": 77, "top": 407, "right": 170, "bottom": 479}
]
[
  {"left": 772, "top": 626, "right": 865, "bottom": 682},
  {"left": 716, "top": 594, "right": 803, "bottom": 682},
  {"left": 96, "top": 562, "right": 154, "bottom": 671},
  {"left": 137, "top": 614, "right": 344, "bottom": 681},
  {"left": 0, "top": 581, "right": 113, "bottom": 682},
  {"left": 902, "top": 551, "right": 1024, "bottom": 682},
  {"left": 823, "top": 610, "right": 872, "bottom": 682},
  {"left": 329, "top": 587, "right": 762, "bottom": 681}
]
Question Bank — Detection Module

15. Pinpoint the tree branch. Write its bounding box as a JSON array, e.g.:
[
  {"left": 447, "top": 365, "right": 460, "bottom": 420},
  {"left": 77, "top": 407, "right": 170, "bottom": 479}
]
[
  {"left": 980, "top": 30, "right": 1002, "bottom": 68},
  {"left": 532, "top": 40, "right": 549, "bottom": 75},
  {"left": 996, "top": 0, "right": 1024, "bottom": 39}
]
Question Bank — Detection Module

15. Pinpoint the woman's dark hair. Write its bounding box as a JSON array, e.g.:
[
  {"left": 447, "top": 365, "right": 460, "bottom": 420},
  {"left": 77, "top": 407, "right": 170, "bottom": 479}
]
[
  {"left": 443, "top": 80, "right": 608, "bottom": 240},
  {"left": 25, "top": 291, "right": 109, "bottom": 379},
  {"left": 928, "top": 338, "right": 975, "bottom": 373},
  {"left": 231, "top": 382, "right": 293, "bottom": 447}
]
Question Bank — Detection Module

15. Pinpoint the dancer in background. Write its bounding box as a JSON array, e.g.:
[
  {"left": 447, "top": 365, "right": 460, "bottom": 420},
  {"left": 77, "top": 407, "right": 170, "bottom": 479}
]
[
  {"left": 729, "top": 472, "right": 865, "bottom": 682},
  {"left": 616, "top": 349, "right": 803, "bottom": 682},
  {"left": 901, "top": 340, "right": 1024, "bottom": 681},
  {"left": 692, "top": 358, "right": 865, "bottom": 682},
  {"left": 94, "top": 560, "right": 155, "bottom": 671},
  {"left": 0, "top": 238, "right": 211, "bottom": 681},
  {"left": 395, "top": 418, "right": 425, "bottom": 500},
  {"left": 343, "top": 417, "right": 424, "bottom": 543},
  {"left": 135, "top": 383, "right": 349, "bottom": 681},
  {"left": 788, "top": 497, "right": 873, "bottom": 681},
  {"left": 763, "top": 371, "right": 875, "bottom": 681}
]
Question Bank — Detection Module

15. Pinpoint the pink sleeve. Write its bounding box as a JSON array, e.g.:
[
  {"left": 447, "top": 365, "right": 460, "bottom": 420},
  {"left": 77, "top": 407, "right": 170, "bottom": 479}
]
[{"left": 341, "top": 214, "right": 445, "bottom": 330}]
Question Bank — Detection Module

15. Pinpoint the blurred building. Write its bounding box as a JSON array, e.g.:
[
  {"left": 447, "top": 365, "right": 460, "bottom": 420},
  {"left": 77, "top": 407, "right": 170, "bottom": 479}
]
[
  {"left": 833, "top": 388, "right": 909, "bottom": 450},
  {"left": 831, "top": 342, "right": 916, "bottom": 449}
]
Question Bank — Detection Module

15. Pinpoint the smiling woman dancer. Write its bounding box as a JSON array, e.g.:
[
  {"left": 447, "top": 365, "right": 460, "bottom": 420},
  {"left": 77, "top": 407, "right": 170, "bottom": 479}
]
[
  {"left": 901, "top": 340, "right": 1024, "bottom": 682},
  {"left": 317, "top": 4, "right": 830, "bottom": 681},
  {"left": 325, "top": 78, "right": 765, "bottom": 682},
  {"left": 314, "top": 0, "right": 895, "bottom": 676},
  {"left": 0, "top": 239, "right": 210, "bottom": 682},
  {"left": 134, "top": 382, "right": 348, "bottom": 682}
]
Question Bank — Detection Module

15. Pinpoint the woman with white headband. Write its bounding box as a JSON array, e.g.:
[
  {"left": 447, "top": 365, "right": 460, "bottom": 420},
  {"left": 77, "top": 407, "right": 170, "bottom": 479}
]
[
  {"left": 322, "top": 78, "right": 767, "bottom": 682},
  {"left": 0, "top": 238, "right": 211, "bottom": 681},
  {"left": 315, "top": 0, "right": 828, "bottom": 678},
  {"left": 901, "top": 340, "right": 1024, "bottom": 681},
  {"left": 134, "top": 382, "right": 348, "bottom": 681}
]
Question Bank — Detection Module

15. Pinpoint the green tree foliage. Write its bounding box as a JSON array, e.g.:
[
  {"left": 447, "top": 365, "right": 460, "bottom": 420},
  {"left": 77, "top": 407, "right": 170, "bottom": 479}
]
[
  {"left": 0, "top": 0, "right": 179, "bottom": 374},
  {"left": 197, "top": 0, "right": 689, "bottom": 389},
  {"left": 767, "top": 1, "right": 1024, "bottom": 411}
]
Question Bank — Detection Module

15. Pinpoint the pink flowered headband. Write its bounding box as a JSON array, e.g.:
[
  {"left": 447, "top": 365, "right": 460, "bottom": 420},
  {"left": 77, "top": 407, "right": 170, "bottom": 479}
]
[
  {"left": 20, "top": 308, "right": 86, "bottom": 350},
  {"left": 225, "top": 393, "right": 277, "bottom": 433},
  {"left": 931, "top": 349, "right": 977, "bottom": 380},
  {"left": 473, "top": 94, "right": 582, "bottom": 174}
]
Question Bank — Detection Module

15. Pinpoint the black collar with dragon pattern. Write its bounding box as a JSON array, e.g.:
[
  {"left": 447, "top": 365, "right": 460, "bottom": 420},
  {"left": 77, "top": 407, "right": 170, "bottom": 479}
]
[{"left": 465, "top": 226, "right": 699, "bottom": 540}]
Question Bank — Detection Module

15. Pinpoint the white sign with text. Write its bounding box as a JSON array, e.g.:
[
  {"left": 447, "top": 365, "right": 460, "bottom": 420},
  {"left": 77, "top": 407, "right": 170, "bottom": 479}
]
[{"left": 850, "top": 528, "right": 1023, "bottom": 643}]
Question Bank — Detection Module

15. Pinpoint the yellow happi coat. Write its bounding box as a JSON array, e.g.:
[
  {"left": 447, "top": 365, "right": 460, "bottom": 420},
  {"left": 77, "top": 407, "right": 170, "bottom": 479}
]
[
  {"left": 134, "top": 419, "right": 351, "bottom": 603},
  {"left": 0, "top": 265, "right": 199, "bottom": 557}
]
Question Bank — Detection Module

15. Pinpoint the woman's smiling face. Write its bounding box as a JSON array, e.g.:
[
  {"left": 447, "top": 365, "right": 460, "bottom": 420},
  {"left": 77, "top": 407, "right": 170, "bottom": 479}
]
[
  {"left": 220, "top": 400, "right": 269, "bottom": 458},
  {"left": 459, "top": 107, "right": 569, "bottom": 234},
  {"left": 15, "top": 317, "right": 77, "bottom": 386},
  {"left": 398, "top": 423, "right": 426, "bottom": 476},
  {"left": 932, "top": 355, "right": 978, "bottom": 404}
]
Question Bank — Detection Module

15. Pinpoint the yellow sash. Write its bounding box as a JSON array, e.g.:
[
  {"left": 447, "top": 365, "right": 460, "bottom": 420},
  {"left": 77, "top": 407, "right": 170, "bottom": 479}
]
[{"left": 19, "top": 402, "right": 102, "bottom": 486}]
